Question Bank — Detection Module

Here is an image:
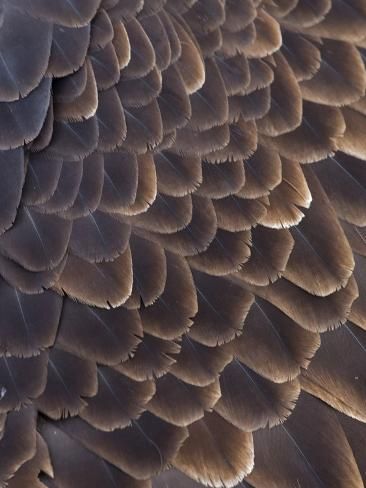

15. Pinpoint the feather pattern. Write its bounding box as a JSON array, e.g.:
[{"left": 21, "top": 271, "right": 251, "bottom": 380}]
[{"left": 0, "top": 1, "right": 365, "bottom": 487}]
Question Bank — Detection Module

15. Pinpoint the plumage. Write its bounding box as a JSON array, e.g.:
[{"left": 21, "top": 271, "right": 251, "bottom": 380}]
[
  {"left": 0, "top": 149, "right": 25, "bottom": 234},
  {"left": 35, "top": 347, "right": 97, "bottom": 419},
  {"left": 0, "top": 78, "right": 51, "bottom": 150},
  {"left": 47, "top": 24, "right": 90, "bottom": 77},
  {"left": 247, "top": 393, "right": 363, "bottom": 488},
  {"left": 57, "top": 298, "right": 142, "bottom": 364},
  {"left": 81, "top": 367, "right": 155, "bottom": 430},
  {"left": 0, "top": 6, "right": 52, "bottom": 101},
  {"left": 173, "top": 412, "right": 254, "bottom": 488},
  {"left": 1, "top": 1, "right": 366, "bottom": 487},
  {"left": 0, "top": 407, "right": 37, "bottom": 487}
]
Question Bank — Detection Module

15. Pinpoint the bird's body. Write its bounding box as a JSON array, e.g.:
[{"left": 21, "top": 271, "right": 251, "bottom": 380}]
[{"left": 0, "top": 0, "right": 365, "bottom": 486}]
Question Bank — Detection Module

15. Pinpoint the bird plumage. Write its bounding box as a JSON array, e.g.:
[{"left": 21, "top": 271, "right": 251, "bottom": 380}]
[{"left": 0, "top": 0, "right": 365, "bottom": 487}]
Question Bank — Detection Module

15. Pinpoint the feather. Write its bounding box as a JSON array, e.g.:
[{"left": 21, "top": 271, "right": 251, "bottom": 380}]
[
  {"left": 341, "top": 220, "right": 366, "bottom": 257},
  {"left": 300, "top": 40, "right": 366, "bottom": 106},
  {"left": 69, "top": 211, "right": 131, "bottom": 263},
  {"left": 257, "top": 53, "right": 302, "bottom": 137},
  {"left": 220, "top": 25, "right": 256, "bottom": 58},
  {"left": 284, "top": 168, "right": 354, "bottom": 296},
  {"left": 8, "top": 0, "right": 100, "bottom": 27},
  {"left": 40, "top": 423, "right": 149, "bottom": 488},
  {"left": 215, "top": 54, "right": 250, "bottom": 97},
  {"left": 349, "top": 254, "right": 366, "bottom": 329},
  {"left": 44, "top": 116, "right": 99, "bottom": 161},
  {"left": 89, "top": 42, "right": 121, "bottom": 90},
  {"left": 197, "top": 161, "right": 245, "bottom": 198},
  {"left": 305, "top": 0, "right": 366, "bottom": 42},
  {"left": 0, "top": 206, "right": 71, "bottom": 272},
  {"left": 117, "top": 66, "right": 161, "bottom": 109},
  {"left": 158, "top": 64, "right": 192, "bottom": 133},
  {"left": 140, "top": 252, "right": 197, "bottom": 340},
  {"left": 154, "top": 152, "right": 202, "bottom": 197},
  {"left": 60, "top": 152, "right": 104, "bottom": 219},
  {"left": 35, "top": 160, "right": 84, "bottom": 214},
  {"left": 7, "top": 433, "right": 53, "bottom": 488},
  {"left": 240, "top": 144, "right": 282, "bottom": 199},
  {"left": 124, "top": 100, "right": 163, "bottom": 153},
  {"left": 183, "top": 0, "right": 225, "bottom": 34},
  {"left": 0, "top": 252, "right": 66, "bottom": 294},
  {"left": 22, "top": 155, "right": 63, "bottom": 205},
  {"left": 266, "top": 101, "right": 345, "bottom": 163},
  {"left": 148, "top": 374, "right": 220, "bottom": 427},
  {"left": 0, "top": 77, "right": 51, "bottom": 150},
  {"left": 140, "top": 14, "right": 171, "bottom": 71},
  {"left": 313, "top": 152, "right": 366, "bottom": 226},
  {"left": 0, "top": 353, "right": 47, "bottom": 413},
  {"left": 57, "top": 247, "right": 133, "bottom": 308},
  {"left": 302, "top": 322, "right": 366, "bottom": 421},
  {"left": 0, "top": 149, "right": 25, "bottom": 235},
  {"left": 117, "top": 334, "right": 180, "bottom": 382},
  {"left": 229, "top": 87, "right": 271, "bottom": 123},
  {"left": 237, "top": 227, "right": 294, "bottom": 286},
  {"left": 158, "top": 10, "right": 182, "bottom": 63},
  {"left": 107, "top": 0, "right": 144, "bottom": 20},
  {"left": 337, "top": 413, "right": 366, "bottom": 484},
  {"left": 283, "top": 0, "right": 331, "bottom": 28},
  {"left": 187, "top": 59, "right": 228, "bottom": 132},
  {"left": 149, "top": 195, "right": 217, "bottom": 256},
  {"left": 247, "top": 393, "right": 363, "bottom": 488},
  {"left": 173, "top": 411, "right": 254, "bottom": 488},
  {"left": 223, "top": 0, "right": 256, "bottom": 33},
  {"left": 338, "top": 107, "right": 366, "bottom": 160},
  {"left": 47, "top": 24, "right": 90, "bottom": 78},
  {"left": 196, "top": 29, "right": 223, "bottom": 58},
  {"left": 130, "top": 193, "right": 193, "bottom": 234},
  {"left": 259, "top": 159, "right": 311, "bottom": 228},
  {"left": 57, "top": 298, "right": 142, "bottom": 365},
  {"left": 90, "top": 9, "right": 114, "bottom": 50},
  {"left": 54, "top": 60, "right": 98, "bottom": 123},
  {"left": 53, "top": 63, "right": 88, "bottom": 104},
  {"left": 246, "top": 58, "right": 274, "bottom": 94},
  {"left": 122, "top": 18, "right": 156, "bottom": 80},
  {"left": 250, "top": 274, "right": 358, "bottom": 332},
  {"left": 30, "top": 101, "right": 55, "bottom": 153},
  {"left": 215, "top": 360, "right": 300, "bottom": 430},
  {"left": 112, "top": 20, "right": 131, "bottom": 70},
  {"left": 173, "top": 18, "right": 205, "bottom": 94},
  {"left": 189, "top": 272, "right": 254, "bottom": 346},
  {"left": 123, "top": 153, "right": 157, "bottom": 216},
  {"left": 127, "top": 235, "right": 167, "bottom": 308},
  {"left": 96, "top": 87, "right": 126, "bottom": 151},
  {"left": 188, "top": 229, "right": 251, "bottom": 275},
  {"left": 214, "top": 196, "right": 268, "bottom": 232},
  {"left": 205, "top": 118, "right": 257, "bottom": 165},
  {"left": 170, "top": 336, "right": 232, "bottom": 387},
  {"left": 99, "top": 151, "right": 138, "bottom": 212},
  {"left": 174, "top": 123, "right": 230, "bottom": 157},
  {"left": 281, "top": 31, "right": 321, "bottom": 82},
  {"left": 266, "top": 0, "right": 298, "bottom": 18},
  {"left": 55, "top": 413, "right": 187, "bottom": 479},
  {"left": 0, "top": 407, "right": 37, "bottom": 487},
  {"left": 244, "top": 9, "right": 282, "bottom": 59},
  {"left": 231, "top": 297, "right": 320, "bottom": 383},
  {"left": 35, "top": 347, "right": 97, "bottom": 419},
  {"left": 0, "top": 6, "right": 52, "bottom": 102},
  {"left": 0, "top": 279, "right": 62, "bottom": 356},
  {"left": 81, "top": 367, "right": 155, "bottom": 431},
  {"left": 139, "top": 0, "right": 167, "bottom": 18}
]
